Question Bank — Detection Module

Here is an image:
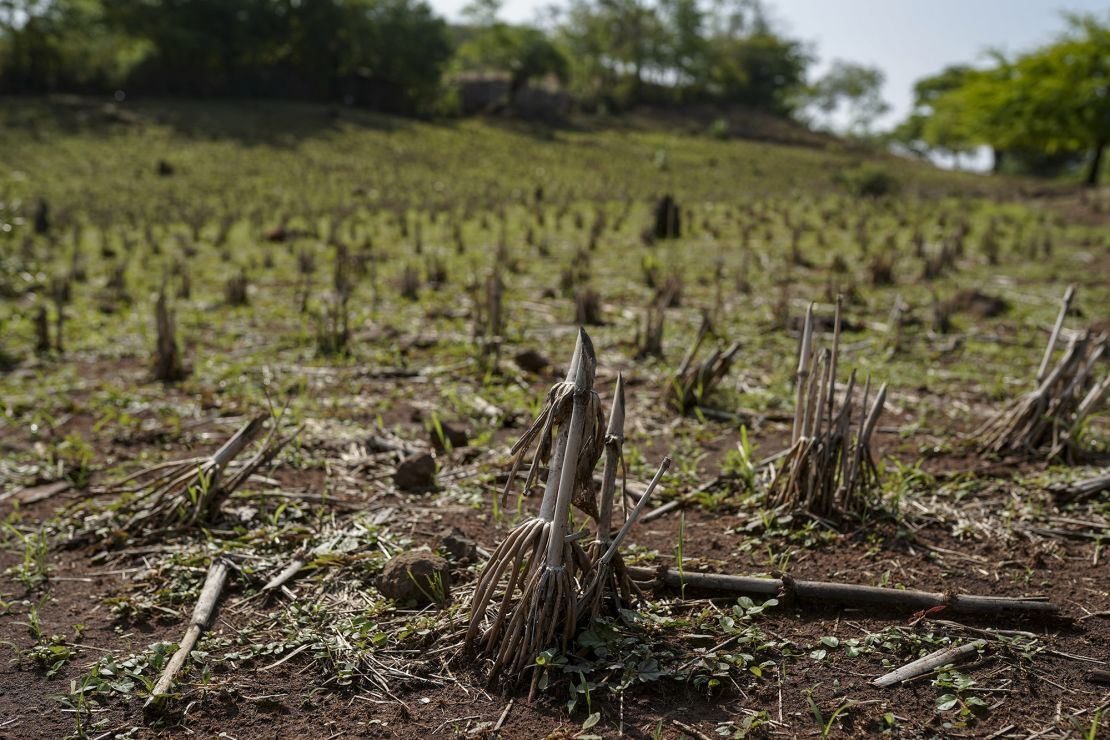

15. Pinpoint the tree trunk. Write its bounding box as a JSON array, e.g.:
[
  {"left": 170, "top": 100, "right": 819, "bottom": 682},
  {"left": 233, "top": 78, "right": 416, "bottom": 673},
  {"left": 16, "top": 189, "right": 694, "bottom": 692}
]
[{"left": 1085, "top": 140, "right": 1105, "bottom": 187}]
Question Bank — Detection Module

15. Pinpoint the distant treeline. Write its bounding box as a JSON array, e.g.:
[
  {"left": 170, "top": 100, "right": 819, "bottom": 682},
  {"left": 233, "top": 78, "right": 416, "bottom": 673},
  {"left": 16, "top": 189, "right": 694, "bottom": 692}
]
[
  {"left": 0, "top": 0, "right": 809, "bottom": 116},
  {"left": 4, "top": 2, "right": 1106, "bottom": 185}
]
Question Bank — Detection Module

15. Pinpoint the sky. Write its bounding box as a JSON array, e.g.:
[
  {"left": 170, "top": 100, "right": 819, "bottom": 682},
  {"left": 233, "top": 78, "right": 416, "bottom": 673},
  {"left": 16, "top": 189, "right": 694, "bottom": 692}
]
[{"left": 429, "top": 0, "right": 1109, "bottom": 130}]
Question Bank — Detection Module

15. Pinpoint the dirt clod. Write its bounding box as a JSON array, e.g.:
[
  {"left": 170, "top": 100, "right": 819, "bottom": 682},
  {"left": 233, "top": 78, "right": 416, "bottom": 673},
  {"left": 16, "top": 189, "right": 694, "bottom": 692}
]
[
  {"left": 438, "top": 526, "right": 477, "bottom": 562},
  {"left": 378, "top": 550, "right": 450, "bottom": 604},
  {"left": 513, "top": 348, "right": 550, "bottom": 374},
  {"left": 429, "top": 421, "right": 468, "bottom": 451},
  {"left": 394, "top": 452, "right": 437, "bottom": 492}
]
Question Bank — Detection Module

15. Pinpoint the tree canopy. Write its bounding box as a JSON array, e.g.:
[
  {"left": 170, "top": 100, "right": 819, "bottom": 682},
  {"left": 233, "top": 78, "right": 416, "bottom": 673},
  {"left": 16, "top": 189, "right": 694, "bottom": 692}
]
[
  {"left": 896, "top": 13, "right": 1109, "bottom": 185},
  {"left": 806, "top": 60, "right": 889, "bottom": 136},
  {"left": 1, "top": 0, "right": 814, "bottom": 116}
]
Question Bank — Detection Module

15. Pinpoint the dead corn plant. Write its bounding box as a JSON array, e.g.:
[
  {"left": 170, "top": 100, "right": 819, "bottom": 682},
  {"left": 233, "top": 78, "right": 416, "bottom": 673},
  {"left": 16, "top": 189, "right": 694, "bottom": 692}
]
[
  {"left": 224, "top": 268, "right": 249, "bottom": 306},
  {"left": 574, "top": 286, "right": 603, "bottom": 326},
  {"left": 69, "top": 414, "right": 297, "bottom": 545},
  {"left": 176, "top": 259, "right": 191, "bottom": 300},
  {"left": 426, "top": 254, "right": 447, "bottom": 288},
  {"left": 576, "top": 374, "right": 662, "bottom": 620},
  {"left": 152, "top": 288, "right": 187, "bottom": 382},
  {"left": 669, "top": 315, "right": 741, "bottom": 413},
  {"left": 465, "top": 330, "right": 605, "bottom": 686},
  {"left": 635, "top": 299, "right": 665, "bottom": 359},
  {"left": 977, "top": 286, "right": 1108, "bottom": 462},
  {"left": 316, "top": 246, "right": 352, "bottom": 357},
  {"left": 464, "top": 330, "right": 669, "bottom": 693},
  {"left": 399, "top": 264, "right": 420, "bottom": 300},
  {"left": 868, "top": 250, "right": 895, "bottom": 286},
  {"left": 768, "top": 299, "right": 887, "bottom": 518},
  {"left": 50, "top": 276, "right": 68, "bottom": 354},
  {"left": 473, "top": 269, "right": 504, "bottom": 367},
  {"left": 34, "top": 304, "right": 51, "bottom": 355}
]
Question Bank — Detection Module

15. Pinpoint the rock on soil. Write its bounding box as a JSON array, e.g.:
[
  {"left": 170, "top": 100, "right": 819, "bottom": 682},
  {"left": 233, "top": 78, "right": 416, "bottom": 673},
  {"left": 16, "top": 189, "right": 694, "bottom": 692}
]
[
  {"left": 438, "top": 526, "right": 477, "bottom": 562},
  {"left": 394, "top": 452, "right": 437, "bottom": 492},
  {"left": 378, "top": 550, "right": 451, "bottom": 605},
  {"left": 513, "top": 348, "right": 550, "bottom": 374},
  {"left": 429, "top": 421, "right": 469, "bottom": 452}
]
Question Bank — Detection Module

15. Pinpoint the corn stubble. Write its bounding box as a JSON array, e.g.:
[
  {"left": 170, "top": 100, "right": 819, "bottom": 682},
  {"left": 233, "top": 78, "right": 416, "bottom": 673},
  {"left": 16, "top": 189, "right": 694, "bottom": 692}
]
[
  {"left": 464, "top": 329, "right": 670, "bottom": 695},
  {"left": 68, "top": 414, "right": 297, "bottom": 545},
  {"left": 977, "top": 286, "right": 1108, "bottom": 462},
  {"left": 669, "top": 314, "right": 741, "bottom": 413},
  {"left": 768, "top": 298, "right": 887, "bottom": 518}
]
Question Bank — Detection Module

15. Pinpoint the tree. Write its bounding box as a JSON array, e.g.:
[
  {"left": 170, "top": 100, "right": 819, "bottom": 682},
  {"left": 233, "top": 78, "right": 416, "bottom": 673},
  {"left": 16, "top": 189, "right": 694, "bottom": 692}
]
[
  {"left": 350, "top": 0, "right": 452, "bottom": 112},
  {"left": 657, "top": 0, "right": 706, "bottom": 93},
  {"left": 1012, "top": 13, "right": 1110, "bottom": 185},
  {"left": 808, "top": 60, "right": 889, "bottom": 136},
  {"left": 703, "top": 30, "right": 808, "bottom": 113},
  {"left": 558, "top": 0, "right": 667, "bottom": 107},
  {"left": 1, "top": 0, "right": 141, "bottom": 93},
  {"left": 99, "top": 0, "right": 451, "bottom": 111},
  {"left": 454, "top": 3, "right": 568, "bottom": 105},
  {"left": 905, "top": 13, "right": 1109, "bottom": 185},
  {"left": 889, "top": 65, "right": 978, "bottom": 165}
]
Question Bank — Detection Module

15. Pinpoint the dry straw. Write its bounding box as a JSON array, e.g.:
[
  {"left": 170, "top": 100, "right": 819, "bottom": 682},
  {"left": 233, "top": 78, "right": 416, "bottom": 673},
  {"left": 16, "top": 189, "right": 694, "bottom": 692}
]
[
  {"left": 977, "top": 286, "right": 1108, "bottom": 462},
  {"left": 768, "top": 298, "right": 887, "bottom": 518}
]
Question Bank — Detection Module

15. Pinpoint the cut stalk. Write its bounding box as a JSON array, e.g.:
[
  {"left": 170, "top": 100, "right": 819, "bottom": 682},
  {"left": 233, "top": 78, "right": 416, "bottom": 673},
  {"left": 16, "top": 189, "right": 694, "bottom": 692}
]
[{"left": 146, "top": 559, "right": 230, "bottom": 710}]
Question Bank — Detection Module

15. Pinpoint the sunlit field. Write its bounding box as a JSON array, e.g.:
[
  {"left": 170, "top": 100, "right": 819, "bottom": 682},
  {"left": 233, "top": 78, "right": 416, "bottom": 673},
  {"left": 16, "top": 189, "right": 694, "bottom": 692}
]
[{"left": 1, "top": 98, "right": 1107, "bottom": 739}]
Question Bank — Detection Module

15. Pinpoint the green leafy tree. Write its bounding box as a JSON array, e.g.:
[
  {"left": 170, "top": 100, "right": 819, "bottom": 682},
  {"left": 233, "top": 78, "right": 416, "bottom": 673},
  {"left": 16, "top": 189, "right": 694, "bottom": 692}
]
[
  {"left": 658, "top": 0, "right": 706, "bottom": 94},
  {"left": 907, "top": 13, "right": 1109, "bottom": 184},
  {"left": 100, "top": 0, "right": 450, "bottom": 112},
  {"left": 1007, "top": 13, "right": 1110, "bottom": 185},
  {"left": 703, "top": 30, "right": 809, "bottom": 113},
  {"left": 559, "top": 0, "right": 667, "bottom": 106},
  {"left": 891, "top": 65, "right": 977, "bottom": 163},
  {"left": 454, "top": 1, "right": 567, "bottom": 105},
  {"left": 808, "top": 60, "right": 889, "bottom": 136},
  {"left": 1, "top": 0, "right": 143, "bottom": 92}
]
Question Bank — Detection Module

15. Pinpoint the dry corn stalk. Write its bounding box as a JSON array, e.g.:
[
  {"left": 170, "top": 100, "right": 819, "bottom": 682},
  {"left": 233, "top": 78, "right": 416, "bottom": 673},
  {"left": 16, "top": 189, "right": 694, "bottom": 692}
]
[
  {"left": 473, "top": 269, "right": 504, "bottom": 367},
  {"left": 577, "top": 373, "right": 660, "bottom": 620},
  {"left": 579, "top": 380, "right": 670, "bottom": 620},
  {"left": 769, "top": 299, "right": 887, "bottom": 518},
  {"left": 977, "top": 287, "right": 1108, "bottom": 462},
  {"left": 465, "top": 330, "right": 670, "bottom": 693},
  {"left": 145, "top": 558, "right": 230, "bottom": 711},
  {"left": 635, "top": 301, "right": 665, "bottom": 359},
  {"left": 669, "top": 314, "right": 741, "bottom": 413},
  {"left": 70, "top": 415, "right": 296, "bottom": 544},
  {"left": 152, "top": 288, "right": 187, "bottom": 382},
  {"left": 465, "top": 330, "right": 604, "bottom": 686}
]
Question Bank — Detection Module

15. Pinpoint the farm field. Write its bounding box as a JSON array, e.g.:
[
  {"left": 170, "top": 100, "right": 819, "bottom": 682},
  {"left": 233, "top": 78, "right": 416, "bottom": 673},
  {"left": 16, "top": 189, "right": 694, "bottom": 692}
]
[{"left": 0, "top": 98, "right": 1108, "bottom": 739}]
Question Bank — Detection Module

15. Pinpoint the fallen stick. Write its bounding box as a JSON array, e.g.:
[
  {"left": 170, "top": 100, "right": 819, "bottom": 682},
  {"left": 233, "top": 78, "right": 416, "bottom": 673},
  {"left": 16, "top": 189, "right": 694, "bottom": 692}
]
[
  {"left": 672, "top": 719, "right": 714, "bottom": 740},
  {"left": 627, "top": 566, "right": 1059, "bottom": 616},
  {"left": 640, "top": 476, "right": 724, "bottom": 524},
  {"left": 261, "top": 536, "right": 340, "bottom": 596},
  {"left": 872, "top": 640, "right": 986, "bottom": 687},
  {"left": 145, "top": 559, "right": 231, "bottom": 710},
  {"left": 262, "top": 558, "right": 306, "bottom": 595},
  {"left": 640, "top": 451, "right": 784, "bottom": 524},
  {"left": 1035, "top": 285, "right": 1075, "bottom": 385}
]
